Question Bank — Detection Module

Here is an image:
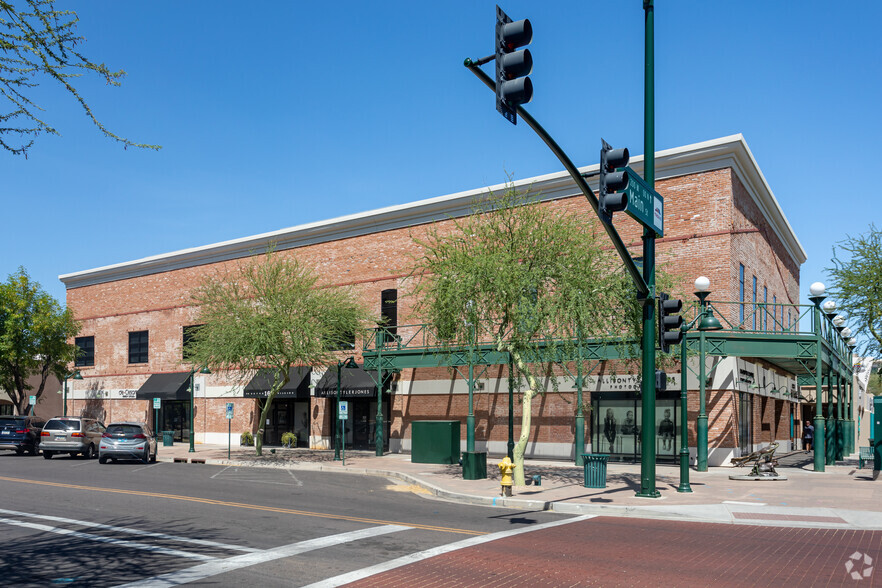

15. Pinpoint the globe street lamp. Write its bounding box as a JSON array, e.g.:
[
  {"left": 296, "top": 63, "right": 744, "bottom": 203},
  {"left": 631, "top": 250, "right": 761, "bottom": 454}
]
[
  {"left": 189, "top": 366, "right": 211, "bottom": 453},
  {"left": 693, "top": 276, "right": 722, "bottom": 473},
  {"left": 62, "top": 370, "right": 82, "bottom": 417},
  {"left": 335, "top": 357, "right": 358, "bottom": 461}
]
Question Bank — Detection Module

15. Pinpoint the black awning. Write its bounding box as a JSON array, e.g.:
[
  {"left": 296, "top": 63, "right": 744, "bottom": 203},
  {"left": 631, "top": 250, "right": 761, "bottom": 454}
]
[
  {"left": 243, "top": 367, "right": 311, "bottom": 399},
  {"left": 314, "top": 365, "right": 378, "bottom": 398},
  {"left": 135, "top": 372, "right": 192, "bottom": 400}
]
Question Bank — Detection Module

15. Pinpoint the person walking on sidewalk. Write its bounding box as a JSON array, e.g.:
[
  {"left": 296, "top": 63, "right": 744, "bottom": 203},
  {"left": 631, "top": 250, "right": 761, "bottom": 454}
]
[{"left": 803, "top": 420, "right": 814, "bottom": 452}]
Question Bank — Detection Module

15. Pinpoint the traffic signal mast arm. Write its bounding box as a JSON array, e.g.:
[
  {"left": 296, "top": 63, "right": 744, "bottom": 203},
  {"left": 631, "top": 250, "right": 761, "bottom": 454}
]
[{"left": 462, "top": 59, "right": 649, "bottom": 297}]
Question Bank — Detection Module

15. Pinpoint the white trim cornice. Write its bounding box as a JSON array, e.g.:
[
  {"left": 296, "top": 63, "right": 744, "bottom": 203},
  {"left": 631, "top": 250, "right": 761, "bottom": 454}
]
[{"left": 59, "top": 134, "right": 805, "bottom": 290}]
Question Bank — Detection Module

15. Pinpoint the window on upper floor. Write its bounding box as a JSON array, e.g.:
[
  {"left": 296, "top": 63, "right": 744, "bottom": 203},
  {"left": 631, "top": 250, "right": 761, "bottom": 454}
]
[
  {"left": 128, "top": 331, "right": 149, "bottom": 364},
  {"left": 182, "top": 325, "right": 203, "bottom": 360},
  {"left": 752, "top": 276, "right": 758, "bottom": 329},
  {"left": 739, "top": 264, "right": 745, "bottom": 324},
  {"left": 74, "top": 336, "right": 95, "bottom": 367}
]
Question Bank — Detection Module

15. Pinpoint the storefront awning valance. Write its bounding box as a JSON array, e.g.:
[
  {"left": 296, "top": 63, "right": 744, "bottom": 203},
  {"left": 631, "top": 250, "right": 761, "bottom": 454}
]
[
  {"left": 244, "top": 367, "right": 311, "bottom": 399},
  {"left": 314, "top": 365, "right": 378, "bottom": 398},
  {"left": 135, "top": 372, "right": 192, "bottom": 400}
]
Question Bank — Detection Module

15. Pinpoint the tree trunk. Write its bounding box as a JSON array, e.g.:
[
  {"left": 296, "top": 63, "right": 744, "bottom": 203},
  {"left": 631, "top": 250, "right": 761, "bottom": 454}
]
[
  {"left": 506, "top": 347, "right": 539, "bottom": 486},
  {"left": 253, "top": 371, "right": 289, "bottom": 456}
]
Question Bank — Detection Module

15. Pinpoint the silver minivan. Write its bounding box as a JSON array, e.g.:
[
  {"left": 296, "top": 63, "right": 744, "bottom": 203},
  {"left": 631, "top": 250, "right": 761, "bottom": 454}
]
[
  {"left": 99, "top": 422, "right": 157, "bottom": 464},
  {"left": 40, "top": 417, "right": 105, "bottom": 459}
]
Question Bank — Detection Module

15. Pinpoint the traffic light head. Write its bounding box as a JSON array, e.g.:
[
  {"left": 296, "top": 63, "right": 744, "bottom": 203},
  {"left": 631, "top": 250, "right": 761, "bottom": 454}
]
[
  {"left": 658, "top": 292, "right": 684, "bottom": 353},
  {"left": 496, "top": 6, "right": 533, "bottom": 124},
  {"left": 598, "top": 140, "right": 630, "bottom": 223}
]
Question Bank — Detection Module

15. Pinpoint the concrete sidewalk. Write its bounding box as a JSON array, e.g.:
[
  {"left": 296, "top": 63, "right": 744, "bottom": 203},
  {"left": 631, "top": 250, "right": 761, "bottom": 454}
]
[{"left": 154, "top": 441, "right": 882, "bottom": 530}]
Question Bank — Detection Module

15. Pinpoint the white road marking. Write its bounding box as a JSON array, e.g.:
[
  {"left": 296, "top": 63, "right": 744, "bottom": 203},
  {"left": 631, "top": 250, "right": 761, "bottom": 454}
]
[
  {"left": 0, "top": 517, "right": 216, "bottom": 561},
  {"left": 131, "top": 463, "right": 162, "bottom": 473},
  {"left": 116, "top": 524, "right": 408, "bottom": 588},
  {"left": 0, "top": 508, "right": 258, "bottom": 553},
  {"left": 287, "top": 468, "right": 304, "bottom": 487},
  {"left": 209, "top": 465, "right": 233, "bottom": 479},
  {"left": 723, "top": 500, "right": 769, "bottom": 506},
  {"left": 304, "top": 515, "right": 597, "bottom": 588},
  {"left": 70, "top": 460, "right": 95, "bottom": 467}
]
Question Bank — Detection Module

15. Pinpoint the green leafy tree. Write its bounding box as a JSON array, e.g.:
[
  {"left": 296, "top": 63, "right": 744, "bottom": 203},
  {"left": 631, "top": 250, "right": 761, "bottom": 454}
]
[
  {"left": 409, "top": 188, "right": 643, "bottom": 485},
  {"left": 0, "top": 267, "right": 79, "bottom": 414},
  {"left": 827, "top": 224, "right": 882, "bottom": 356},
  {"left": 1, "top": 0, "right": 159, "bottom": 156},
  {"left": 188, "top": 251, "right": 372, "bottom": 456}
]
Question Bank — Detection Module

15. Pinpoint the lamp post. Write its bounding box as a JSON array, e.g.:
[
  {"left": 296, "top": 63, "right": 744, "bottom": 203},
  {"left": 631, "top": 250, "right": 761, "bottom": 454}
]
[
  {"left": 693, "top": 276, "right": 722, "bottom": 472},
  {"left": 335, "top": 357, "right": 358, "bottom": 461},
  {"left": 62, "top": 370, "right": 82, "bottom": 417},
  {"left": 808, "top": 281, "right": 827, "bottom": 472},
  {"left": 189, "top": 366, "right": 211, "bottom": 453}
]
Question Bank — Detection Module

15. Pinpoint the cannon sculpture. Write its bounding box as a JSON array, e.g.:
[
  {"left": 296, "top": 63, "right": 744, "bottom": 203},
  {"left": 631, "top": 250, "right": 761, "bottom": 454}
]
[{"left": 731, "top": 442, "right": 780, "bottom": 477}]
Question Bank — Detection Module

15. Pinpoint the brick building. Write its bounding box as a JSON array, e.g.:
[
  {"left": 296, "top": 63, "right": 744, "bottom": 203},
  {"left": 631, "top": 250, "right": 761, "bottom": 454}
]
[{"left": 59, "top": 134, "right": 806, "bottom": 466}]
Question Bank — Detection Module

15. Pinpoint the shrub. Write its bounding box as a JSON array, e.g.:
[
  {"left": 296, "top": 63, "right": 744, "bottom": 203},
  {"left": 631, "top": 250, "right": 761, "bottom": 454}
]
[
  {"left": 281, "top": 432, "right": 297, "bottom": 448},
  {"left": 240, "top": 431, "right": 254, "bottom": 446}
]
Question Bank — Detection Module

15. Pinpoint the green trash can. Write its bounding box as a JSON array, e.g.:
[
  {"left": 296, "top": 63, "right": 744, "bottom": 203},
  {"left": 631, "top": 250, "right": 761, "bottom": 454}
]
[
  {"left": 162, "top": 431, "right": 174, "bottom": 447},
  {"left": 582, "top": 454, "right": 609, "bottom": 488}
]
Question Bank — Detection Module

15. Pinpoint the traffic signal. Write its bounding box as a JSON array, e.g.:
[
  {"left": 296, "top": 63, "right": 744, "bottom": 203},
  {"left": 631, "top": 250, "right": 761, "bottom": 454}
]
[
  {"left": 495, "top": 5, "right": 533, "bottom": 124},
  {"left": 658, "top": 292, "right": 684, "bottom": 353},
  {"left": 599, "top": 139, "right": 630, "bottom": 223}
]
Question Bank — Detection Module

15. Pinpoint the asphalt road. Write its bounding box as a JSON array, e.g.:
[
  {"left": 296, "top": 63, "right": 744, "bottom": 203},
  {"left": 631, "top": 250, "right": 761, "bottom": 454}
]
[
  {"left": 2, "top": 452, "right": 882, "bottom": 587},
  {"left": 0, "top": 451, "right": 572, "bottom": 587}
]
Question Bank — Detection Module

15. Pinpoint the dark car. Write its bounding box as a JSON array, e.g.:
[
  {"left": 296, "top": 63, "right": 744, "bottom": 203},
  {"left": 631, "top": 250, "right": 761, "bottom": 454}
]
[{"left": 0, "top": 416, "right": 45, "bottom": 455}]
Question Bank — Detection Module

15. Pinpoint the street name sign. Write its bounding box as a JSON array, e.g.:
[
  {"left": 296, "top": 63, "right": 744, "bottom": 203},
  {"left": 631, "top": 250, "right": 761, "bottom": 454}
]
[{"left": 624, "top": 167, "right": 664, "bottom": 237}]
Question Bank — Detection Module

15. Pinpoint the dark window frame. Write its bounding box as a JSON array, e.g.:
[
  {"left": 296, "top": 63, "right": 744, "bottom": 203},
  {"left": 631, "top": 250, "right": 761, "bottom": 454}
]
[
  {"left": 128, "top": 330, "right": 149, "bottom": 364},
  {"left": 75, "top": 336, "right": 95, "bottom": 367}
]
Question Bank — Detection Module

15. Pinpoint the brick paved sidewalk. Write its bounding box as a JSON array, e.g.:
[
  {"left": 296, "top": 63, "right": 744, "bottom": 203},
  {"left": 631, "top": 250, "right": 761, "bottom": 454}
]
[{"left": 155, "top": 442, "right": 882, "bottom": 529}]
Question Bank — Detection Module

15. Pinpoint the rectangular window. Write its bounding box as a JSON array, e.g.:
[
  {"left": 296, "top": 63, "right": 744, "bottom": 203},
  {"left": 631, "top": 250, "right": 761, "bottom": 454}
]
[
  {"left": 128, "top": 331, "right": 149, "bottom": 364},
  {"left": 763, "top": 286, "right": 768, "bottom": 331},
  {"left": 74, "top": 336, "right": 95, "bottom": 367},
  {"left": 752, "top": 276, "right": 758, "bottom": 329},
  {"left": 381, "top": 288, "right": 398, "bottom": 344},
  {"left": 182, "top": 325, "right": 203, "bottom": 360},
  {"left": 739, "top": 264, "right": 745, "bottom": 324},
  {"left": 770, "top": 296, "right": 775, "bottom": 331}
]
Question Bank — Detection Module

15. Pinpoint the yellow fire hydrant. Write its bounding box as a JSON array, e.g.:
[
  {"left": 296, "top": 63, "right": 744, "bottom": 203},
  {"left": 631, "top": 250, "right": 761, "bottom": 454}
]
[{"left": 498, "top": 456, "right": 517, "bottom": 497}]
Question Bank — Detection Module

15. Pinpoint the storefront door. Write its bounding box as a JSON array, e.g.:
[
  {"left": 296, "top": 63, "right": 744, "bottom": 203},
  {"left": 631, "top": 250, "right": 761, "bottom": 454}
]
[{"left": 160, "top": 401, "right": 190, "bottom": 443}]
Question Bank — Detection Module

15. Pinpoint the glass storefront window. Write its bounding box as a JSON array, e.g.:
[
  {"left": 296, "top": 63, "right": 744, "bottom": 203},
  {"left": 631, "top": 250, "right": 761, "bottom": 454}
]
[{"left": 592, "top": 391, "right": 679, "bottom": 462}]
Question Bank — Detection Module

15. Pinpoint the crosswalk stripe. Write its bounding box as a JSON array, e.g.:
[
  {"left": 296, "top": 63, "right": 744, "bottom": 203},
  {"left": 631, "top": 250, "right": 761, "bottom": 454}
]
[{"left": 116, "top": 524, "right": 409, "bottom": 588}]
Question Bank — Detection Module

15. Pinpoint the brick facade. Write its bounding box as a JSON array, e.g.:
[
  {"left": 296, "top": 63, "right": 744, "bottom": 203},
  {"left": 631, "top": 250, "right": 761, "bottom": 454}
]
[{"left": 61, "top": 135, "right": 806, "bottom": 464}]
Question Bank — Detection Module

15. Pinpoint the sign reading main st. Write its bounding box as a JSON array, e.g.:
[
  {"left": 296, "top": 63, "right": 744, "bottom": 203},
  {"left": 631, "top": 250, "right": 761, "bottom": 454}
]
[{"left": 624, "top": 167, "right": 664, "bottom": 237}]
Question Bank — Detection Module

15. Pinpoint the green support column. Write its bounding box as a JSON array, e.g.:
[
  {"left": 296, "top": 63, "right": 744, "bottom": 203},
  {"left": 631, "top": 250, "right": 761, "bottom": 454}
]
[
  {"left": 696, "top": 326, "right": 708, "bottom": 471},
  {"left": 845, "top": 379, "right": 855, "bottom": 455},
  {"left": 835, "top": 374, "right": 844, "bottom": 461},
  {"left": 809, "top": 294, "right": 825, "bottom": 472},
  {"left": 375, "top": 365, "right": 384, "bottom": 457},
  {"left": 636, "top": 0, "right": 660, "bottom": 499},
  {"left": 508, "top": 355, "right": 514, "bottom": 460},
  {"left": 466, "top": 358, "right": 475, "bottom": 453},
  {"left": 677, "top": 332, "right": 692, "bottom": 492},
  {"left": 826, "top": 371, "right": 836, "bottom": 465},
  {"left": 575, "top": 334, "right": 585, "bottom": 467}
]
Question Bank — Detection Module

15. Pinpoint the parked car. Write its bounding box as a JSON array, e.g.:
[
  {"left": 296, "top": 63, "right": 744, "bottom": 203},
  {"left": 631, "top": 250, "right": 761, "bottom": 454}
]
[
  {"left": 40, "top": 417, "right": 105, "bottom": 459},
  {"left": 0, "top": 415, "right": 45, "bottom": 455},
  {"left": 99, "top": 422, "right": 157, "bottom": 464}
]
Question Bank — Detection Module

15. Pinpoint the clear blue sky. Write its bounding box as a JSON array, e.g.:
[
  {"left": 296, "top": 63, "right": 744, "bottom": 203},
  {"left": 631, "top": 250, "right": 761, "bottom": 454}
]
[{"left": 3, "top": 1, "right": 879, "bottom": 316}]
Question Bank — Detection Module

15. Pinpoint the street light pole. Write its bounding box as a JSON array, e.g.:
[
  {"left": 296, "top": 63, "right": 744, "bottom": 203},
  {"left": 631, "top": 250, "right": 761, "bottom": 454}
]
[
  {"left": 63, "top": 370, "right": 82, "bottom": 418},
  {"left": 808, "top": 282, "right": 827, "bottom": 472}
]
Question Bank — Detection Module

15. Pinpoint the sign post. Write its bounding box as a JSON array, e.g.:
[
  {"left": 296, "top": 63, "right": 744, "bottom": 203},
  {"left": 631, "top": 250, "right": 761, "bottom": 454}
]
[
  {"left": 225, "top": 402, "right": 234, "bottom": 460},
  {"left": 338, "top": 401, "right": 349, "bottom": 466},
  {"left": 153, "top": 398, "right": 161, "bottom": 437}
]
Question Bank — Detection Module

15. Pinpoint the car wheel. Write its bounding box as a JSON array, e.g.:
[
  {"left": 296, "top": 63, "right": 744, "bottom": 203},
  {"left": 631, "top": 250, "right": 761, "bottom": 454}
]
[
  {"left": 142, "top": 447, "right": 150, "bottom": 464},
  {"left": 83, "top": 444, "right": 95, "bottom": 460},
  {"left": 43, "top": 451, "right": 53, "bottom": 460},
  {"left": 15, "top": 447, "right": 24, "bottom": 456},
  {"left": 98, "top": 455, "right": 107, "bottom": 464},
  {"left": 150, "top": 450, "right": 157, "bottom": 463},
  {"left": 30, "top": 442, "right": 39, "bottom": 456}
]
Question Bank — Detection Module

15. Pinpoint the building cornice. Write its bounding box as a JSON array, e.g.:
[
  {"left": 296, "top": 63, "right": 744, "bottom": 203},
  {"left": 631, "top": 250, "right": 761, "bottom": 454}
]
[{"left": 59, "top": 134, "right": 805, "bottom": 290}]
